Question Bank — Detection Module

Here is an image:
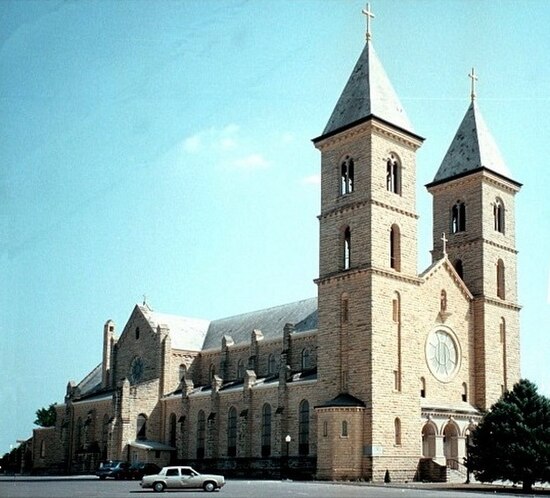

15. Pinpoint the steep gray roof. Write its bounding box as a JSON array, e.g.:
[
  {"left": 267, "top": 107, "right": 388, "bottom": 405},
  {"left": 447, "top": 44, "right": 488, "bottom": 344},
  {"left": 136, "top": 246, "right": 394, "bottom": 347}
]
[
  {"left": 318, "top": 41, "right": 414, "bottom": 140},
  {"left": 431, "top": 101, "right": 514, "bottom": 185},
  {"left": 75, "top": 363, "right": 102, "bottom": 397},
  {"left": 202, "top": 297, "right": 317, "bottom": 350},
  {"left": 139, "top": 305, "right": 210, "bottom": 351}
]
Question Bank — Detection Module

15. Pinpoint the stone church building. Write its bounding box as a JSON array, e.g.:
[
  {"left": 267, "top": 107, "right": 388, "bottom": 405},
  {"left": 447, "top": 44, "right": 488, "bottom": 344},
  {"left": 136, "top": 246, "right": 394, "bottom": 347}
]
[{"left": 31, "top": 10, "right": 521, "bottom": 482}]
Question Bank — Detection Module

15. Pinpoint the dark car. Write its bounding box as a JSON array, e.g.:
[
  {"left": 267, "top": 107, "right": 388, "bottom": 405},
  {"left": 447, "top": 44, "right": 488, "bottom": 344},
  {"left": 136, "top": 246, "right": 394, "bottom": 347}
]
[
  {"left": 128, "top": 462, "right": 161, "bottom": 480},
  {"left": 96, "top": 460, "right": 130, "bottom": 480}
]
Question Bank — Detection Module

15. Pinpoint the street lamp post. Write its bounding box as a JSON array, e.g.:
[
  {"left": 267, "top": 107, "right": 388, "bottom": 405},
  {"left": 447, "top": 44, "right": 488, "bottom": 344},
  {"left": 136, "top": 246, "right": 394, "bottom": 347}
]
[{"left": 284, "top": 435, "right": 291, "bottom": 480}]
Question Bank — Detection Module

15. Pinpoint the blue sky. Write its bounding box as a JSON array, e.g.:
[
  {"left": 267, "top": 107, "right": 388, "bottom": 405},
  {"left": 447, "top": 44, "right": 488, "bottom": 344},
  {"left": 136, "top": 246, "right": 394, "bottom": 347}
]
[{"left": 1, "top": 0, "right": 549, "bottom": 455}]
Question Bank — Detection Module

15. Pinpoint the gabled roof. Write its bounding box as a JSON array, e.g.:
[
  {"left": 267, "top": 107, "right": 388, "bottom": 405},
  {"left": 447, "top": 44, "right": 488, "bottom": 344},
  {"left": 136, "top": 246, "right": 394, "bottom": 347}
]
[
  {"left": 316, "top": 41, "right": 415, "bottom": 141},
  {"left": 420, "top": 256, "right": 473, "bottom": 301},
  {"left": 202, "top": 297, "right": 317, "bottom": 350},
  {"left": 139, "top": 305, "right": 210, "bottom": 351},
  {"left": 430, "top": 101, "right": 515, "bottom": 186},
  {"left": 75, "top": 363, "right": 102, "bottom": 397}
]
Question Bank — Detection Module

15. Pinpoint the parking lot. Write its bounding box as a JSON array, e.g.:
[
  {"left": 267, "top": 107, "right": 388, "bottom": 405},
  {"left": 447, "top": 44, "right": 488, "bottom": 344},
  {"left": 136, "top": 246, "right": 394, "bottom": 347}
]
[{"left": 1, "top": 476, "right": 547, "bottom": 498}]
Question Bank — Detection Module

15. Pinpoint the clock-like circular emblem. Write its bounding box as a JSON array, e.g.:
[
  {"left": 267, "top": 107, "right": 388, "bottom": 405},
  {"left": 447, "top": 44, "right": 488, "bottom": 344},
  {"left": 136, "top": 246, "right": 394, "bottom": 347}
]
[
  {"left": 426, "top": 329, "right": 460, "bottom": 382},
  {"left": 130, "top": 356, "right": 144, "bottom": 384}
]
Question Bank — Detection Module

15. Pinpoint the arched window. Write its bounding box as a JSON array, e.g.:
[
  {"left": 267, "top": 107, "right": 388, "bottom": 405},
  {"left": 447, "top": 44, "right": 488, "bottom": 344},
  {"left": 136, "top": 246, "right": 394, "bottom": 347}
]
[
  {"left": 237, "top": 359, "right": 244, "bottom": 379},
  {"left": 420, "top": 377, "right": 426, "bottom": 398},
  {"left": 451, "top": 201, "right": 466, "bottom": 233},
  {"left": 386, "top": 154, "right": 401, "bottom": 194},
  {"left": 390, "top": 225, "right": 401, "bottom": 271},
  {"left": 454, "top": 259, "right": 464, "bottom": 280},
  {"left": 394, "top": 418, "right": 402, "bottom": 445},
  {"left": 135, "top": 327, "right": 140, "bottom": 340},
  {"left": 494, "top": 198, "right": 505, "bottom": 233},
  {"left": 169, "top": 413, "right": 177, "bottom": 448},
  {"left": 462, "top": 383, "right": 468, "bottom": 402},
  {"left": 267, "top": 354, "right": 276, "bottom": 375},
  {"left": 75, "top": 417, "right": 82, "bottom": 450},
  {"left": 40, "top": 440, "right": 46, "bottom": 458},
  {"left": 298, "top": 400, "right": 310, "bottom": 456},
  {"left": 343, "top": 226, "right": 351, "bottom": 270},
  {"left": 227, "top": 407, "right": 237, "bottom": 457},
  {"left": 340, "top": 156, "right": 354, "bottom": 195},
  {"left": 392, "top": 291, "right": 400, "bottom": 323},
  {"left": 323, "top": 421, "right": 328, "bottom": 437},
  {"left": 197, "top": 410, "right": 205, "bottom": 459},
  {"left": 341, "top": 420, "right": 348, "bottom": 437},
  {"left": 301, "top": 349, "right": 311, "bottom": 370},
  {"left": 136, "top": 414, "right": 147, "bottom": 440},
  {"left": 261, "top": 404, "right": 272, "bottom": 457},
  {"left": 341, "top": 293, "right": 349, "bottom": 324},
  {"left": 497, "top": 259, "right": 506, "bottom": 299}
]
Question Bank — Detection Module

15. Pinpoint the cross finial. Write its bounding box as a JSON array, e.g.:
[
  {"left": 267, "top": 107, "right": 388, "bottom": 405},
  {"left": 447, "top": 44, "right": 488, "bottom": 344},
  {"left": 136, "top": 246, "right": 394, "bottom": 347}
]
[
  {"left": 143, "top": 294, "right": 147, "bottom": 306},
  {"left": 468, "top": 67, "right": 478, "bottom": 102},
  {"left": 441, "top": 232, "right": 448, "bottom": 256},
  {"left": 362, "top": 3, "right": 375, "bottom": 42}
]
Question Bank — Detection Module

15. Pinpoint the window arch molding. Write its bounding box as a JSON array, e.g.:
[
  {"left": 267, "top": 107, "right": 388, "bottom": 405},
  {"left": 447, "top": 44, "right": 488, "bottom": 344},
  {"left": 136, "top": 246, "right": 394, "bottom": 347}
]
[
  {"left": 340, "top": 155, "right": 355, "bottom": 195},
  {"left": 386, "top": 152, "right": 402, "bottom": 195},
  {"left": 494, "top": 197, "right": 505, "bottom": 233}
]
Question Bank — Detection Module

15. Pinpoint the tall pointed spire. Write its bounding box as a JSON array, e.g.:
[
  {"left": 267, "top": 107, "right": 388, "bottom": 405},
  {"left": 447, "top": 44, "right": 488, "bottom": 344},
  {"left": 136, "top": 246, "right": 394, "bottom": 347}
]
[
  {"left": 316, "top": 6, "right": 415, "bottom": 141},
  {"left": 430, "top": 71, "right": 515, "bottom": 185}
]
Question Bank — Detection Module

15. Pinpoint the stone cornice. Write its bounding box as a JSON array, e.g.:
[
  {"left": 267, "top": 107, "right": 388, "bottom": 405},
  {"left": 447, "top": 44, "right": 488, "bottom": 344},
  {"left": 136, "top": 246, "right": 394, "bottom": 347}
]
[
  {"left": 426, "top": 168, "right": 521, "bottom": 194},
  {"left": 443, "top": 237, "right": 518, "bottom": 255},
  {"left": 316, "top": 266, "right": 422, "bottom": 287},
  {"left": 319, "top": 198, "right": 418, "bottom": 221},
  {"left": 313, "top": 118, "right": 423, "bottom": 152},
  {"left": 473, "top": 295, "right": 522, "bottom": 311}
]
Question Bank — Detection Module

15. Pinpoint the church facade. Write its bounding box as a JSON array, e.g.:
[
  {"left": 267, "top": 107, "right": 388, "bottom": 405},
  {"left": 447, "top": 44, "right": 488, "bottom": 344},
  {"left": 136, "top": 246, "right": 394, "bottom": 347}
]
[{"left": 31, "top": 11, "right": 521, "bottom": 482}]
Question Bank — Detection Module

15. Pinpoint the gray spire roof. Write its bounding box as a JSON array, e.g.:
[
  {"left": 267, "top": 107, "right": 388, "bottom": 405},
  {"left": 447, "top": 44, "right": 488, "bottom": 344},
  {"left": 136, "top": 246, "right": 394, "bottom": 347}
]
[
  {"left": 318, "top": 41, "right": 415, "bottom": 140},
  {"left": 431, "top": 101, "right": 514, "bottom": 185}
]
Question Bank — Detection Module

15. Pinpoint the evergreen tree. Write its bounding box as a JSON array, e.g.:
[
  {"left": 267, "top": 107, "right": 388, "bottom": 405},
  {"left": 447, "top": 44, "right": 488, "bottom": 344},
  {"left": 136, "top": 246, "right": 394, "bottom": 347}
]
[
  {"left": 34, "top": 403, "right": 57, "bottom": 427},
  {"left": 469, "top": 379, "right": 550, "bottom": 492}
]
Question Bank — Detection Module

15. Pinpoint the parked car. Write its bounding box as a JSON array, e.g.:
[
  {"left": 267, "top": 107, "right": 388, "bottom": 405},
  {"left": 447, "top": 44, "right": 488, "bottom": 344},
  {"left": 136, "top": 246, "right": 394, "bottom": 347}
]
[
  {"left": 128, "top": 462, "right": 161, "bottom": 480},
  {"left": 96, "top": 460, "right": 130, "bottom": 480},
  {"left": 140, "top": 466, "right": 225, "bottom": 492}
]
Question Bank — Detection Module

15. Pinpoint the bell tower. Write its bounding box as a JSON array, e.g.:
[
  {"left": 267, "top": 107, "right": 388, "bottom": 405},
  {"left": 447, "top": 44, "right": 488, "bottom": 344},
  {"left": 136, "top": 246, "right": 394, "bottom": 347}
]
[
  {"left": 313, "top": 5, "right": 423, "bottom": 480},
  {"left": 426, "top": 69, "right": 522, "bottom": 410}
]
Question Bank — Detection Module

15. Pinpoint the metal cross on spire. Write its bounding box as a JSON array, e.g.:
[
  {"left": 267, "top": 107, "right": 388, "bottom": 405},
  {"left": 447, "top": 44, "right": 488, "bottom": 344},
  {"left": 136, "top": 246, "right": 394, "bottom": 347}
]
[
  {"left": 362, "top": 3, "right": 375, "bottom": 42},
  {"left": 441, "top": 232, "right": 448, "bottom": 256},
  {"left": 469, "top": 67, "right": 478, "bottom": 102}
]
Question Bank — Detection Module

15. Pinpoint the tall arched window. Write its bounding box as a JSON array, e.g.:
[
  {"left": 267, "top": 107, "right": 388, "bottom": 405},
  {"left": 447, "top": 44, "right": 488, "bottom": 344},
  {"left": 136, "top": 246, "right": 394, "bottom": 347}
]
[
  {"left": 494, "top": 198, "right": 505, "bottom": 233},
  {"left": 261, "top": 403, "right": 272, "bottom": 457},
  {"left": 197, "top": 410, "right": 205, "bottom": 459},
  {"left": 298, "top": 400, "right": 310, "bottom": 456},
  {"left": 343, "top": 226, "right": 351, "bottom": 270},
  {"left": 102, "top": 414, "right": 109, "bottom": 456},
  {"left": 40, "top": 440, "right": 46, "bottom": 458},
  {"left": 179, "top": 364, "right": 187, "bottom": 381},
  {"left": 75, "top": 417, "right": 82, "bottom": 450},
  {"left": 392, "top": 291, "right": 400, "bottom": 323},
  {"left": 169, "top": 413, "right": 177, "bottom": 448},
  {"left": 341, "top": 420, "right": 348, "bottom": 437},
  {"left": 390, "top": 225, "right": 401, "bottom": 271},
  {"left": 462, "top": 383, "right": 468, "bottom": 402},
  {"left": 137, "top": 414, "right": 147, "bottom": 440},
  {"left": 341, "top": 293, "right": 349, "bottom": 324},
  {"left": 268, "top": 354, "right": 276, "bottom": 375},
  {"left": 451, "top": 201, "right": 466, "bottom": 233},
  {"left": 301, "top": 349, "right": 311, "bottom": 370},
  {"left": 440, "top": 290, "right": 447, "bottom": 312},
  {"left": 227, "top": 407, "right": 237, "bottom": 457},
  {"left": 497, "top": 259, "right": 506, "bottom": 299},
  {"left": 420, "top": 377, "right": 426, "bottom": 398},
  {"left": 394, "top": 418, "right": 402, "bottom": 445},
  {"left": 340, "top": 156, "right": 354, "bottom": 195},
  {"left": 386, "top": 154, "right": 401, "bottom": 194}
]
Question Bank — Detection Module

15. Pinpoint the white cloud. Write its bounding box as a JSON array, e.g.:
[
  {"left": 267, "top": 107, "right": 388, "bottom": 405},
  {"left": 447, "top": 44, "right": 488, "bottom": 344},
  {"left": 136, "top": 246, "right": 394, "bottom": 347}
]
[
  {"left": 231, "top": 154, "right": 269, "bottom": 170},
  {"left": 182, "top": 134, "right": 202, "bottom": 153},
  {"left": 301, "top": 174, "right": 321, "bottom": 186}
]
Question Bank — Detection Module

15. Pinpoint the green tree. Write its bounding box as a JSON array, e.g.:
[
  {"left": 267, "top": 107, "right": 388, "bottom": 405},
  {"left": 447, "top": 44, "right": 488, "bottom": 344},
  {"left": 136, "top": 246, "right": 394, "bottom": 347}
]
[
  {"left": 34, "top": 403, "right": 57, "bottom": 427},
  {"left": 469, "top": 379, "right": 550, "bottom": 492}
]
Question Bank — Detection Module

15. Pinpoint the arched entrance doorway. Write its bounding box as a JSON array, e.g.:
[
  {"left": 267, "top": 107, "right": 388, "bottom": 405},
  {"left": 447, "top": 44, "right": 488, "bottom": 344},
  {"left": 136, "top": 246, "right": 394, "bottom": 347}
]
[
  {"left": 443, "top": 421, "right": 459, "bottom": 465},
  {"left": 421, "top": 422, "right": 436, "bottom": 458}
]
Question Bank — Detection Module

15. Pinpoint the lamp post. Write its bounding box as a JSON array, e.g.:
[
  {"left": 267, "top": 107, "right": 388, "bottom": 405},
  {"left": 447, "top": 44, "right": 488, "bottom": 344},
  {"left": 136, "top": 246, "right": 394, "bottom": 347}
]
[{"left": 284, "top": 435, "right": 291, "bottom": 480}]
